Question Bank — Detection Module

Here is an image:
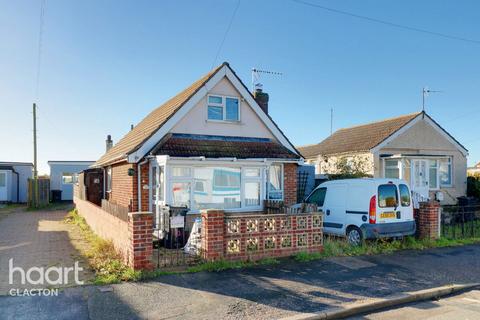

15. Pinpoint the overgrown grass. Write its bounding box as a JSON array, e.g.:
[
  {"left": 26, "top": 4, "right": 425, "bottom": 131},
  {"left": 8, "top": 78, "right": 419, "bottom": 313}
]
[
  {"left": 294, "top": 235, "right": 480, "bottom": 262},
  {"left": 65, "top": 209, "right": 142, "bottom": 284},
  {"left": 28, "top": 202, "right": 74, "bottom": 212}
]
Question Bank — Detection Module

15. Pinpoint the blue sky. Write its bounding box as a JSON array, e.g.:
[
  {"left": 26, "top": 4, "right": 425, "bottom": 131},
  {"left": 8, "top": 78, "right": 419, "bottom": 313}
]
[{"left": 1, "top": 0, "right": 479, "bottom": 174}]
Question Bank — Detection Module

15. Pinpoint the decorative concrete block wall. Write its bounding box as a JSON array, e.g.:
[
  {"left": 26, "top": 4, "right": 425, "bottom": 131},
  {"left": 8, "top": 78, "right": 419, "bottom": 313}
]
[{"left": 201, "top": 210, "right": 323, "bottom": 261}]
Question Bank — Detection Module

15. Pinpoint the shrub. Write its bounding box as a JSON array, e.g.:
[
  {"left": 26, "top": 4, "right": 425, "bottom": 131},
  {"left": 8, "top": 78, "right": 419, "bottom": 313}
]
[{"left": 467, "top": 175, "right": 480, "bottom": 199}]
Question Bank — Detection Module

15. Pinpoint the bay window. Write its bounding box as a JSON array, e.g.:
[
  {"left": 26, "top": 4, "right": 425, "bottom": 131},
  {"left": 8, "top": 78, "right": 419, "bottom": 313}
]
[
  {"left": 384, "top": 160, "right": 400, "bottom": 179},
  {"left": 439, "top": 157, "right": 452, "bottom": 187},
  {"left": 169, "top": 165, "right": 268, "bottom": 211}
]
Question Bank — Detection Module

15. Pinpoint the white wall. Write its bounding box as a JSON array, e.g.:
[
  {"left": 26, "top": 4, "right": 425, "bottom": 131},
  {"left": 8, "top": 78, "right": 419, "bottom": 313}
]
[
  {"left": 49, "top": 162, "right": 93, "bottom": 200},
  {"left": 171, "top": 77, "right": 276, "bottom": 140}
]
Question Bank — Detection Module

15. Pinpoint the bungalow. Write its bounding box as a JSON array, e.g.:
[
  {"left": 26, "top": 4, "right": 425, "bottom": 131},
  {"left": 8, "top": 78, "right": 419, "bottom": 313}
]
[
  {"left": 0, "top": 162, "right": 33, "bottom": 203},
  {"left": 298, "top": 112, "right": 468, "bottom": 204},
  {"left": 48, "top": 161, "right": 95, "bottom": 201},
  {"left": 92, "top": 62, "right": 303, "bottom": 224}
]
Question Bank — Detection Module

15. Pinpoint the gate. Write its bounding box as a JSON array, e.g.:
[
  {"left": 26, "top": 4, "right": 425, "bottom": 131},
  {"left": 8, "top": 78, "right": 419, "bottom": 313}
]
[
  {"left": 152, "top": 206, "right": 202, "bottom": 268},
  {"left": 441, "top": 204, "right": 480, "bottom": 239}
]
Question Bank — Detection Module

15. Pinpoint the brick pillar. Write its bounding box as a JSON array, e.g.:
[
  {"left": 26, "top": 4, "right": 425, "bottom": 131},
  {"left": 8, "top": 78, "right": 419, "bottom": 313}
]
[
  {"left": 201, "top": 210, "right": 225, "bottom": 261},
  {"left": 128, "top": 212, "right": 154, "bottom": 270},
  {"left": 284, "top": 163, "right": 298, "bottom": 206},
  {"left": 417, "top": 201, "right": 440, "bottom": 240}
]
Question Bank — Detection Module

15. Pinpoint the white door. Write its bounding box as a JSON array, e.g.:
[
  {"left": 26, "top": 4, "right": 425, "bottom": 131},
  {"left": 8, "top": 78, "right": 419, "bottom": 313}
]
[
  {"left": 152, "top": 164, "right": 165, "bottom": 231},
  {"left": 322, "top": 184, "right": 347, "bottom": 235},
  {"left": 0, "top": 171, "right": 8, "bottom": 201},
  {"left": 411, "top": 160, "right": 429, "bottom": 198}
]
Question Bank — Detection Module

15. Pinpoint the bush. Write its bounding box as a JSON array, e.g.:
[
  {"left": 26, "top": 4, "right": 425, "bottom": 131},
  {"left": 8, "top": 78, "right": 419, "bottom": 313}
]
[{"left": 467, "top": 175, "right": 480, "bottom": 199}]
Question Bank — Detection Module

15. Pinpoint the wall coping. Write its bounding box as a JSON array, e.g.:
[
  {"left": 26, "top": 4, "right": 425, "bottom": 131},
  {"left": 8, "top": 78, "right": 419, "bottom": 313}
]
[
  {"left": 200, "top": 209, "right": 324, "bottom": 218},
  {"left": 128, "top": 211, "right": 153, "bottom": 217}
]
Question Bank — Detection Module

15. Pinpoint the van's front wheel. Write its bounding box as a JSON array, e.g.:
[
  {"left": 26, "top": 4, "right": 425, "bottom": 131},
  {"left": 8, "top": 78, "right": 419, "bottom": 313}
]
[{"left": 346, "top": 226, "right": 363, "bottom": 246}]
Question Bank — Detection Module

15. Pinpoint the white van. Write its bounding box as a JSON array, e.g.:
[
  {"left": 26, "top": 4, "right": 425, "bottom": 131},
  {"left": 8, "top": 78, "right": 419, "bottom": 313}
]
[{"left": 303, "top": 178, "right": 416, "bottom": 245}]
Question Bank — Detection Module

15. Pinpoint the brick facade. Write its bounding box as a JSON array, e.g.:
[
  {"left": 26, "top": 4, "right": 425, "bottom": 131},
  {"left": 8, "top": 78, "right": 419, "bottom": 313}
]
[
  {"left": 74, "top": 194, "right": 154, "bottom": 270},
  {"left": 283, "top": 163, "right": 298, "bottom": 205},
  {"left": 201, "top": 209, "right": 323, "bottom": 262},
  {"left": 108, "top": 161, "right": 150, "bottom": 212},
  {"left": 416, "top": 201, "right": 440, "bottom": 240}
]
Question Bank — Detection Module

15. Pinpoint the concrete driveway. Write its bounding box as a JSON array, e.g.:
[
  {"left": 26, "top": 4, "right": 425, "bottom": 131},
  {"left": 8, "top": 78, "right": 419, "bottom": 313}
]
[{"left": 0, "top": 208, "right": 94, "bottom": 295}]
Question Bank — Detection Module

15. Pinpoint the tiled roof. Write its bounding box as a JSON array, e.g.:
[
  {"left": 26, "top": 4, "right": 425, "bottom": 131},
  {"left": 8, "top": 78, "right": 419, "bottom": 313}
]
[
  {"left": 298, "top": 112, "right": 421, "bottom": 158},
  {"left": 153, "top": 134, "right": 300, "bottom": 159},
  {"left": 94, "top": 64, "right": 225, "bottom": 167}
]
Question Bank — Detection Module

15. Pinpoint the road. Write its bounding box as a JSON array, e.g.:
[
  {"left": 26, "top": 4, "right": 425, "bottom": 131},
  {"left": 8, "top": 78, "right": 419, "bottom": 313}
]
[
  {"left": 1, "top": 244, "right": 480, "bottom": 319},
  {"left": 351, "top": 289, "right": 480, "bottom": 320}
]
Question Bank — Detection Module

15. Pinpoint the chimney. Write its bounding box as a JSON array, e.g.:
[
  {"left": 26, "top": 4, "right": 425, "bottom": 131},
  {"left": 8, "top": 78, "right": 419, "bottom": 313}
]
[
  {"left": 253, "top": 83, "right": 269, "bottom": 114},
  {"left": 106, "top": 135, "right": 113, "bottom": 152},
  {"left": 131, "top": 124, "right": 134, "bottom": 131}
]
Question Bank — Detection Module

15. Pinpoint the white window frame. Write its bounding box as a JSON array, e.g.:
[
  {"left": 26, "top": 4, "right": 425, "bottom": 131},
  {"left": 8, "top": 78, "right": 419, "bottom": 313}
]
[
  {"left": 207, "top": 94, "right": 241, "bottom": 122},
  {"left": 383, "top": 159, "right": 401, "bottom": 179},
  {"left": 267, "top": 163, "right": 284, "bottom": 201},
  {"left": 106, "top": 167, "right": 112, "bottom": 193},
  {"left": 439, "top": 157, "right": 453, "bottom": 188},
  {"left": 166, "top": 164, "right": 266, "bottom": 213}
]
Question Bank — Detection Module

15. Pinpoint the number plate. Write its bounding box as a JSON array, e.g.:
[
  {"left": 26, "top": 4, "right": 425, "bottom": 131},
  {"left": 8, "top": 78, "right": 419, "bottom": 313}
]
[{"left": 380, "top": 212, "right": 396, "bottom": 219}]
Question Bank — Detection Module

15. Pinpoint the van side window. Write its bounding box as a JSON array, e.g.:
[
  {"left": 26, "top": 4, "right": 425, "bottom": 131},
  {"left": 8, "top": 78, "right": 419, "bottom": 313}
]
[
  {"left": 378, "top": 184, "right": 398, "bottom": 208},
  {"left": 306, "top": 187, "right": 327, "bottom": 206},
  {"left": 399, "top": 184, "right": 411, "bottom": 207}
]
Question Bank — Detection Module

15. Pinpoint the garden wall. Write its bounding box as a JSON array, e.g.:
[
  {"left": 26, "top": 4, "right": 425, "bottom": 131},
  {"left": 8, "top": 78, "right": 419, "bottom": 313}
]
[{"left": 201, "top": 210, "right": 323, "bottom": 261}]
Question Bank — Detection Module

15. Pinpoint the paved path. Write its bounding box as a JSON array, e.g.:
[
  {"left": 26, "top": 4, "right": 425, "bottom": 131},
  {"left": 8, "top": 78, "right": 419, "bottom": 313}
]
[
  {"left": 1, "top": 244, "right": 480, "bottom": 319},
  {"left": 352, "top": 289, "right": 480, "bottom": 319},
  {"left": 0, "top": 209, "right": 94, "bottom": 295}
]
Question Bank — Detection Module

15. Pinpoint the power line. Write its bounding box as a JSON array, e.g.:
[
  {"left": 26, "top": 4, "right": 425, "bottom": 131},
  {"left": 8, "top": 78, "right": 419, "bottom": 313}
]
[
  {"left": 290, "top": 0, "right": 480, "bottom": 45},
  {"left": 211, "top": 0, "right": 241, "bottom": 69},
  {"left": 35, "top": 0, "right": 47, "bottom": 99}
]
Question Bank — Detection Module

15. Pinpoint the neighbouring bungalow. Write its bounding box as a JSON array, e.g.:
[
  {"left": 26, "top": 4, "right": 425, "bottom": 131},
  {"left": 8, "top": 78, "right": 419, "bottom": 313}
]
[
  {"left": 298, "top": 112, "right": 468, "bottom": 204},
  {"left": 0, "top": 162, "right": 33, "bottom": 203},
  {"left": 92, "top": 62, "right": 303, "bottom": 226},
  {"left": 468, "top": 162, "right": 480, "bottom": 176},
  {"left": 48, "top": 161, "right": 95, "bottom": 201}
]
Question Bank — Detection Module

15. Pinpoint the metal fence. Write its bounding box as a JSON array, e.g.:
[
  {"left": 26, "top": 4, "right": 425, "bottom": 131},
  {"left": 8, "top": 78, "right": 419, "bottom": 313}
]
[{"left": 441, "top": 205, "right": 480, "bottom": 239}]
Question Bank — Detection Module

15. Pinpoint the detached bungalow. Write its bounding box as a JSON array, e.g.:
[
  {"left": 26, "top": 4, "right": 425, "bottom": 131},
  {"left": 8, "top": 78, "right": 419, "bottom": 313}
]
[
  {"left": 298, "top": 112, "right": 468, "bottom": 204},
  {"left": 92, "top": 63, "right": 302, "bottom": 222},
  {"left": 0, "top": 162, "right": 33, "bottom": 203}
]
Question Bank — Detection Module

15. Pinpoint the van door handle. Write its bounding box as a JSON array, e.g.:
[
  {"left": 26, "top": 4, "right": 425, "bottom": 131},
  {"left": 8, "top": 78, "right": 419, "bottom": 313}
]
[{"left": 326, "top": 209, "right": 330, "bottom": 216}]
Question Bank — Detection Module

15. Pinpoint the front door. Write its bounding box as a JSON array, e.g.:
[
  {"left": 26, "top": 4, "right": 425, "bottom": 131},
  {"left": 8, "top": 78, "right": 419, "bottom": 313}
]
[{"left": 411, "top": 159, "right": 429, "bottom": 198}]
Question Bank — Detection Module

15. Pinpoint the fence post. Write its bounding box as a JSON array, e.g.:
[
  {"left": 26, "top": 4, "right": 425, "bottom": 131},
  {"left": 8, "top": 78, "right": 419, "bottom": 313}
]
[
  {"left": 128, "top": 212, "right": 154, "bottom": 270},
  {"left": 418, "top": 201, "right": 440, "bottom": 240},
  {"left": 201, "top": 209, "right": 225, "bottom": 261}
]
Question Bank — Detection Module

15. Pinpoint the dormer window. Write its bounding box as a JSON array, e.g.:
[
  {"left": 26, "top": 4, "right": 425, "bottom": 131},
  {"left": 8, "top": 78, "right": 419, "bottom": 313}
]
[{"left": 207, "top": 95, "right": 240, "bottom": 122}]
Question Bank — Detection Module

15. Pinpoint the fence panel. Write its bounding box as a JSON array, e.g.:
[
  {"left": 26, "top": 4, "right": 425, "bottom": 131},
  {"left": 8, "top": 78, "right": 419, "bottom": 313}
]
[{"left": 27, "top": 178, "right": 50, "bottom": 207}]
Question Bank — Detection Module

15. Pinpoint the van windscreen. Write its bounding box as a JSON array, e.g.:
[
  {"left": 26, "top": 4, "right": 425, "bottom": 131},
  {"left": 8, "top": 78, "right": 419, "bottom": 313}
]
[
  {"left": 378, "top": 184, "right": 398, "bottom": 208},
  {"left": 306, "top": 188, "right": 327, "bottom": 206}
]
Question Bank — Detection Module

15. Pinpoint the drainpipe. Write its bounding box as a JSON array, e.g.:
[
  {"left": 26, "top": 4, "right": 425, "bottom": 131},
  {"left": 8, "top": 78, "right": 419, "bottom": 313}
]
[
  {"left": 12, "top": 168, "right": 19, "bottom": 203},
  {"left": 137, "top": 158, "right": 150, "bottom": 212}
]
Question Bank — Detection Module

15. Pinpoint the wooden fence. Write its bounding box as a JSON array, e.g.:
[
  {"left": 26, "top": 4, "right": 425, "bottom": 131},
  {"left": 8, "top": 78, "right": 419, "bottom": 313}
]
[
  {"left": 27, "top": 178, "right": 50, "bottom": 207},
  {"left": 101, "top": 199, "right": 129, "bottom": 222}
]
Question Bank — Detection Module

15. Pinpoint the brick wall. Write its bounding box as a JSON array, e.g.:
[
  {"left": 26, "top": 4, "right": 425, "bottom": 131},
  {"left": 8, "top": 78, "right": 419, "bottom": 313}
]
[
  {"left": 284, "top": 163, "right": 298, "bottom": 206},
  {"left": 74, "top": 194, "right": 154, "bottom": 270},
  {"left": 201, "top": 210, "right": 323, "bottom": 262},
  {"left": 416, "top": 201, "right": 440, "bottom": 240},
  {"left": 108, "top": 161, "right": 150, "bottom": 212}
]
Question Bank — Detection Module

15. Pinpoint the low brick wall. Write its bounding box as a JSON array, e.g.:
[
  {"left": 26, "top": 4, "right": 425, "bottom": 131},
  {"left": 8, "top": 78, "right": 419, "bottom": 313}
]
[
  {"left": 74, "top": 196, "right": 153, "bottom": 270},
  {"left": 201, "top": 210, "right": 323, "bottom": 261},
  {"left": 416, "top": 201, "right": 440, "bottom": 240}
]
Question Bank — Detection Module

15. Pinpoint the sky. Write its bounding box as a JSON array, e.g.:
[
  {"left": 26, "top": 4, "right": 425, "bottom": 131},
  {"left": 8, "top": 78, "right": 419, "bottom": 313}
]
[{"left": 1, "top": 0, "right": 479, "bottom": 174}]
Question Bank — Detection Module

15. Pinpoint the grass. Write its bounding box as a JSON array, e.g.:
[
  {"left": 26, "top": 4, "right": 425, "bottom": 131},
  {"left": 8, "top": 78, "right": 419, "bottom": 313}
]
[
  {"left": 28, "top": 202, "right": 74, "bottom": 212},
  {"left": 294, "top": 235, "right": 480, "bottom": 262}
]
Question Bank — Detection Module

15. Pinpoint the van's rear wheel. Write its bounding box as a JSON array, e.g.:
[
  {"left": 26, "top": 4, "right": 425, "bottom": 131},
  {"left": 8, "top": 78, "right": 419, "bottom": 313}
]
[{"left": 347, "top": 226, "right": 363, "bottom": 246}]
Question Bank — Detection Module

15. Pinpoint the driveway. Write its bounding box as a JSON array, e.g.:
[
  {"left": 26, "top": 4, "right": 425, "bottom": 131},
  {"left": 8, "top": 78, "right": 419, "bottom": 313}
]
[
  {"left": 1, "top": 244, "right": 480, "bottom": 319},
  {"left": 0, "top": 208, "right": 94, "bottom": 295}
]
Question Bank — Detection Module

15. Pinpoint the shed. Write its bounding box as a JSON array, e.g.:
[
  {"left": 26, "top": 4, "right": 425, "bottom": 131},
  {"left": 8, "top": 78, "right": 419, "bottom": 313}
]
[
  {"left": 0, "top": 162, "right": 33, "bottom": 203},
  {"left": 48, "top": 161, "right": 94, "bottom": 201}
]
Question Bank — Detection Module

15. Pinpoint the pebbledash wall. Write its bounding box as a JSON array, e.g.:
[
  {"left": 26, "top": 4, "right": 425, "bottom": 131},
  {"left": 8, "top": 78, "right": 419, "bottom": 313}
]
[
  {"left": 201, "top": 210, "right": 324, "bottom": 261},
  {"left": 74, "top": 192, "right": 153, "bottom": 270}
]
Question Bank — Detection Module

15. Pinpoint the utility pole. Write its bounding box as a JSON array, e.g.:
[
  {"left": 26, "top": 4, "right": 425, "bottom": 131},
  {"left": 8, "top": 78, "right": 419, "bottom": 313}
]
[
  {"left": 33, "top": 103, "right": 38, "bottom": 208},
  {"left": 330, "top": 107, "right": 333, "bottom": 135}
]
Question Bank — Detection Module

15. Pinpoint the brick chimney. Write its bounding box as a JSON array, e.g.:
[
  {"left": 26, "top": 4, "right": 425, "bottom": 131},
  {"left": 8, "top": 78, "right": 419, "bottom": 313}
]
[
  {"left": 253, "top": 83, "right": 269, "bottom": 115},
  {"left": 106, "top": 135, "right": 113, "bottom": 152}
]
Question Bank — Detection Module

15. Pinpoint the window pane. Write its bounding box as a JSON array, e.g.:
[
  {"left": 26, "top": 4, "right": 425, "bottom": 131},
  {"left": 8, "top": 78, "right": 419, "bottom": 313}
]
[
  {"left": 208, "top": 106, "right": 223, "bottom": 120},
  {"left": 439, "top": 159, "right": 452, "bottom": 186},
  {"left": 245, "top": 182, "right": 260, "bottom": 207},
  {"left": 193, "top": 167, "right": 241, "bottom": 210},
  {"left": 159, "top": 166, "right": 165, "bottom": 201},
  {"left": 399, "top": 184, "right": 411, "bottom": 207},
  {"left": 378, "top": 184, "right": 398, "bottom": 208},
  {"left": 225, "top": 98, "right": 239, "bottom": 121},
  {"left": 307, "top": 187, "right": 326, "bottom": 206},
  {"left": 172, "top": 167, "right": 191, "bottom": 177},
  {"left": 429, "top": 160, "right": 438, "bottom": 189},
  {"left": 172, "top": 182, "right": 190, "bottom": 207},
  {"left": 385, "top": 168, "right": 399, "bottom": 179},
  {"left": 62, "top": 173, "right": 74, "bottom": 184},
  {"left": 0, "top": 173, "right": 5, "bottom": 187},
  {"left": 268, "top": 164, "right": 283, "bottom": 200},
  {"left": 152, "top": 167, "right": 157, "bottom": 201},
  {"left": 245, "top": 168, "right": 260, "bottom": 177},
  {"left": 208, "top": 95, "right": 222, "bottom": 104}
]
